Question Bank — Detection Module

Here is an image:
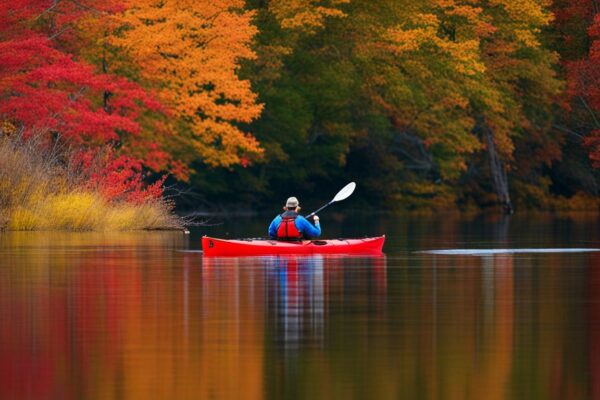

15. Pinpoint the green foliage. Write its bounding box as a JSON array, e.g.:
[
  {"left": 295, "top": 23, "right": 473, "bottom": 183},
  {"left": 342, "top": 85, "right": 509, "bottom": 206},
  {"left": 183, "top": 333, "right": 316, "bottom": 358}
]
[{"left": 189, "top": 0, "right": 577, "bottom": 212}]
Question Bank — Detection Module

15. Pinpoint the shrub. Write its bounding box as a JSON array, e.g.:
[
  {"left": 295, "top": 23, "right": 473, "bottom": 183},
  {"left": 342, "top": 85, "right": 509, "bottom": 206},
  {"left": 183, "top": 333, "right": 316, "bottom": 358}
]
[{"left": 0, "top": 132, "right": 182, "bottom": 231}]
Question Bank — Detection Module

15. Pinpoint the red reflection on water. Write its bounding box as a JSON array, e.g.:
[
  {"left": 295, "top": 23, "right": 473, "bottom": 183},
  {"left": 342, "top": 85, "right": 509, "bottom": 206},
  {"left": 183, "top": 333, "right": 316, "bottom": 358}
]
[
  {"left": 0, "top": 252, "right": 138, "bottom": 400},
  {"left": 2, "top": 242, "right": 595, "bottom": 400},
  {"left": 590, "top": 253, "right": 600, "bottom": 400},
  {"left": 0, "top": 251, "right": 389, "bottom": 399}
]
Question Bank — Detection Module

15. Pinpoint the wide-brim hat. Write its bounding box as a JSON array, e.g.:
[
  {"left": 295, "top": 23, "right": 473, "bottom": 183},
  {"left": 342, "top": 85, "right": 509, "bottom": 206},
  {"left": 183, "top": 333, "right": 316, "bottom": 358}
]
[{"left": 286, "top": 197, "right": 299, "bottom": 208}]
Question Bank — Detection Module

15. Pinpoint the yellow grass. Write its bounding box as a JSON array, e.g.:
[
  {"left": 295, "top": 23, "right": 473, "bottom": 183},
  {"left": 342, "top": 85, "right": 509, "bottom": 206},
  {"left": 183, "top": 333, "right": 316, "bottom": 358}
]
[
  {"left": 0, "top": 134, "right": 182, "bottom": 231},
  {"left": 7, "top": 192, "right": 180, "bottom": 231}
]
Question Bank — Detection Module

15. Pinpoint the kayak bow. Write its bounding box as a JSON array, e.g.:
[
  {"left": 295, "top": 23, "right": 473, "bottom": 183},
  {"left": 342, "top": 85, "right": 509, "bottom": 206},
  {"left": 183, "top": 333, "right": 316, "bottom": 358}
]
[{"left": 202, "top": 236, "right": 385, "bottom": 257}]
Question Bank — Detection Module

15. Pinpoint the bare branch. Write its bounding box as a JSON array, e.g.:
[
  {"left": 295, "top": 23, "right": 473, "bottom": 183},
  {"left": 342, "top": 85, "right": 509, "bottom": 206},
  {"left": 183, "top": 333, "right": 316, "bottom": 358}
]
[
  {"left": 552, "top": 124, "right": 585, "bottom": 139},
  {"left": 36, "top": 0, "right": 63, "bottom": 20},
  {"left": 578, "top": 95, "right": 600, "bottom": 128},
  {"left": 49, "top": 25, "right": 71, "bottom": 40}
]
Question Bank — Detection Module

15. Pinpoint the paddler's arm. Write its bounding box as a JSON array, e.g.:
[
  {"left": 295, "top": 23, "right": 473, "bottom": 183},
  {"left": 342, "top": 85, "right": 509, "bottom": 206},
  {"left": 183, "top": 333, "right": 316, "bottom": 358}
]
[
  {"left": 296, "top": 215, "right": 321, "bottom": 238},
  {"left": 268, "top": 215, "right": 282, "bottom": 238}
]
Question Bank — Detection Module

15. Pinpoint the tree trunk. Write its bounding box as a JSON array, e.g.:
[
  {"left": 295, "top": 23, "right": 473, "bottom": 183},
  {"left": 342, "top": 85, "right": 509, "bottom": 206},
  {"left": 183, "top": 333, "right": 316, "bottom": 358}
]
[{"left": 486, "top": 128, "right": 514, "bottom": 214}]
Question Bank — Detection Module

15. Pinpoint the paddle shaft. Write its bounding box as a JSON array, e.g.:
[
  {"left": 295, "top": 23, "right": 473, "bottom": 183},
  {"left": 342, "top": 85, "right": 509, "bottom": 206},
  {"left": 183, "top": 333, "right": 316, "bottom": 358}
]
[{"left": 305, "top": 201, "right": 334, "bottom": 219}]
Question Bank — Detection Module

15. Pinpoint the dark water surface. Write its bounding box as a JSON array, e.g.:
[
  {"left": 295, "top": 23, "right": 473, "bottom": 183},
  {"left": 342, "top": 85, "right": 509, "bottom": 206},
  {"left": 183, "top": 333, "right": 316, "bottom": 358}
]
[{"left": 1, "top": 214, "right": 600, "bottom": 399}]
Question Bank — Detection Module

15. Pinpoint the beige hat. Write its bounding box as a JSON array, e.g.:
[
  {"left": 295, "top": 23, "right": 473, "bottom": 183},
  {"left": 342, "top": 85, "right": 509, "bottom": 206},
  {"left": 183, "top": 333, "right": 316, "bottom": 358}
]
[{"left": 285, "top": 197, "right": 299, "bottom": 208}]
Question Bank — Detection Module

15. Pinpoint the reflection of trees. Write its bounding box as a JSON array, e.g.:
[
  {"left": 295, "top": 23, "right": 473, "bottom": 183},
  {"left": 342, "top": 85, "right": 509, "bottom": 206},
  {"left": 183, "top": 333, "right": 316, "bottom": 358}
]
[
  {"left": 362, "top": 254, "right": 515, "bottom": 399},
  {"left": 1, "top": 233, "right": 596, "bottom": 400},
  {"left": 260, "top": 255, "right": 388, "bottom": 399},
  {"left": 471, "top": 255, "right": 513, "bottom": 400},
  {"left": 272, "top": 253, "right": 514, "bottom": 399},
  {"left": 0, "top": 232, "right": 264, "bottom": 400},
  {"left": 199, "top": 258, "right": 264, "bottom": 400},
  {"left": 201, "top": 255, "right": 388, "bottom": 399}
]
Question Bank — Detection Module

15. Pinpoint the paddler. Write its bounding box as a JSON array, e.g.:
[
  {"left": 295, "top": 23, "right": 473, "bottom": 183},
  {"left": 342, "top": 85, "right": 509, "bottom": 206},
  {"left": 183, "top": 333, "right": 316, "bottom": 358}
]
[{"left": 268, "top": 197, "right": 321, "bottom": 240}]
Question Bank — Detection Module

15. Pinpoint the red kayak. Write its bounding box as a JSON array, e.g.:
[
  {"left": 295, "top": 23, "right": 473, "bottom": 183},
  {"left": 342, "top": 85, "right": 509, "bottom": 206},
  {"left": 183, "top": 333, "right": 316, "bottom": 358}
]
[{"left": 202, "top": 236, "right": 385, "bottom": 257}]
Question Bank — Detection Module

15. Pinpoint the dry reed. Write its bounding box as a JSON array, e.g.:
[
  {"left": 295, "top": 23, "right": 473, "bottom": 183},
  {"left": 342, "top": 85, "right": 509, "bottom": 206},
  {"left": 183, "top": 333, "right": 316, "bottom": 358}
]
[{"left": 0, "top": 131, "right": 183, "bottom": 231}]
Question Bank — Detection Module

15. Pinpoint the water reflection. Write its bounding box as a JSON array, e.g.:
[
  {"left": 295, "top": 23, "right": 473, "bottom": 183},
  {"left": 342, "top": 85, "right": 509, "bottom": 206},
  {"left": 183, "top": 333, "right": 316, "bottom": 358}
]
[
  {"left": 412, "top": 253, "right": 587, "bottom": 400},
  {"left": 203, "top": 256, "right": 387, "bottom": 354},
  {"left": 0, "top": 228, "right": 599, "bottom": 399},
  {"left": 590, "top": 254, "right": 600, "bottom": 400},
  {"left": 266, "top": 256, "right": 326, "bottom": 350}
]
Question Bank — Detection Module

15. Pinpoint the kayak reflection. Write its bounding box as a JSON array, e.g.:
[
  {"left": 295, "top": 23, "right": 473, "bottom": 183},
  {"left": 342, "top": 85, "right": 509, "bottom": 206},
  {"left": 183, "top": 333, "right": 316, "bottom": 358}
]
[
  {"left": 201, "top": 255, "right": 388, "bottom": 354},
  {"left": 265, "top": 255, "right": 326, "bottom": 350}
]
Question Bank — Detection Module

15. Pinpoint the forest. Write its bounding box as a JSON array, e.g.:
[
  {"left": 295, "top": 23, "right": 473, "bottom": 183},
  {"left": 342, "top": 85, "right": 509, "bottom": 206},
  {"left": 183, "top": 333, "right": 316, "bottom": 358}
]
[{"left": 2, "top": 0, "right": 600, "bottom": 223}]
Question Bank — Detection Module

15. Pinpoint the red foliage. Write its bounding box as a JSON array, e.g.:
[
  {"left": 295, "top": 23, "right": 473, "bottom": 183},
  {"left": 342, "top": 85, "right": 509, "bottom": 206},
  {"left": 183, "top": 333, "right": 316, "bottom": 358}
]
[
  {"left": 0, "top": 1, "right": 174, "bottom": 201},
  {"left": 142, "top": 143, "right": 171, "bottom": 173},
  {"left": 169, "top": 160, "right": 190, "bottom": 182},
  {"left": 553, "top": 0, "right": 596, "bottom": 60},
  {"left": 0, "top": 27, "right": 159, "bottom": 141},
  {"left": 562, "top": 3, "right": 600, "bottom": 167},
  {"left": 73, "top": 148, "right": 166, "bottom": 203},
  {"left": 584, "top": 130, "right": 600, "bottom": 168},
  {"left": 567, "top": 14, "right": 600, "bottom": 109}
]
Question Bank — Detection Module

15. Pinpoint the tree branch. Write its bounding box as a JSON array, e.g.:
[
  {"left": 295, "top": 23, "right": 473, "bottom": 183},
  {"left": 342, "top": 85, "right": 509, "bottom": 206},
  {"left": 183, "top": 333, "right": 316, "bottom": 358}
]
[
  {"left": 552, "top": 124, "right": 584, "bottom": 139},
  {"left": 48, "top": 25, "right": 71, "bottom": 40},
  {"left": 578, "top": 95, "right": 600, "bottom": 128},
  {"left": 36, "top": 0, "right": 63, "bottom": 20}
]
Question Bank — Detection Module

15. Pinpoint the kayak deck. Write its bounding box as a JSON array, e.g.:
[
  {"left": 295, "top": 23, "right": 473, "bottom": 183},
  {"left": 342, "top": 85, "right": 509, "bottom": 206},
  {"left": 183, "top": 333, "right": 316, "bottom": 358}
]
[{"left": 202, "top": 236, "right": 385, "bottom": 257}]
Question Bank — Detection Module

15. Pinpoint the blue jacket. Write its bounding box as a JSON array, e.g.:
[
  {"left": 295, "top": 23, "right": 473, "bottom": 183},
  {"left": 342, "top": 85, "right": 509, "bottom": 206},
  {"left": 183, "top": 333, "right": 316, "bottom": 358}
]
[{"left": 268, "top": 214, "right": 321, "bottom": 239}]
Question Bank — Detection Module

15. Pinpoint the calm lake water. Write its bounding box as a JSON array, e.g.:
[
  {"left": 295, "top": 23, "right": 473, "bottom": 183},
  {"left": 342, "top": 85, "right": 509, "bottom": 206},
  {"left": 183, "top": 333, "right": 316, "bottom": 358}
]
[{"left": 1, "top": 213, "right": 600, "bottom": 399}]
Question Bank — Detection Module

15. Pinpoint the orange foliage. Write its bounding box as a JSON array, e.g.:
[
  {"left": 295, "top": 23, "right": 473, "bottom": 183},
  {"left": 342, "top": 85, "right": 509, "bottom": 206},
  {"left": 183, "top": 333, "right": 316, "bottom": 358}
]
[
  {"left": 113, "top": 0, "right": 264, "bottom": 167},
  {"left": 269, "top": 0, "right": 350, "bottom": 32}
]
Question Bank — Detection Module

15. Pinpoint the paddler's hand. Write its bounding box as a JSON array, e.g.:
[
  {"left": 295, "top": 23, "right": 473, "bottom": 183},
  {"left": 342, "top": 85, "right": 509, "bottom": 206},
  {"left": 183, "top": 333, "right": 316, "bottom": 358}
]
[{"left": 313, "top": 215, "right": 320, "bottom": 223}]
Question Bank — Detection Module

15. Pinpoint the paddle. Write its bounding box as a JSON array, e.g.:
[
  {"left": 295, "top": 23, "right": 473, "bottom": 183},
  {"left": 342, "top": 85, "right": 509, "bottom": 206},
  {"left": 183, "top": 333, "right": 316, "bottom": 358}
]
[{"left": 305, "top": 182, "right": 356, "bottom": 219}]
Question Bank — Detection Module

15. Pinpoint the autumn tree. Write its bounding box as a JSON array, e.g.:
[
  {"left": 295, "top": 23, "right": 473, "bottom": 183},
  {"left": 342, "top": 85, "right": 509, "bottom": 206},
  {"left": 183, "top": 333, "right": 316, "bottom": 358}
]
[
  {"left": 480, "top": 0, "right": 562, "bottom": 212},
  {"left": 0, "top": 1, "right": 181, "bottom": 201},
  {"left": 0, "top": 0, "right": 158, "bottom": 143},
  {"left": 538, "top": 0, "right": 600, "bottom": 200},
  {"left": 2, "top": 0, "right": 571, "bottom": 211},
  {"left": 562, "top": 1, "right": 600, "bottom": 168},
  {"left": 187, "top": 0, "right": 562, "bottom": 211},
  {"left": 188, "top": 0, "right": 363, "bottom": 202},
  {"left": 354, "top": 0, "right": 561, "bottom": 212},
  {"left": 112, "top": 0, "right": 264, "bottom": 168}
]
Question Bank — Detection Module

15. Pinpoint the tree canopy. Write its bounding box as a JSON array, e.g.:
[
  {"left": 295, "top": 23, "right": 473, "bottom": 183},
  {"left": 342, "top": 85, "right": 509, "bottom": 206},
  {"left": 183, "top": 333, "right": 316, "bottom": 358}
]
[{"left": 1, "top": 0, "right": 599, "bottom": 211}]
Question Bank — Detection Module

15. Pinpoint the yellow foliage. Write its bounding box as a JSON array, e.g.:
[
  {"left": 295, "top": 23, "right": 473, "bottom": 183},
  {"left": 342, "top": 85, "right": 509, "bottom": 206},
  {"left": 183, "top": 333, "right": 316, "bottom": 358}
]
[
  {"left": 485, "top": 0, "right": 552, "bottom": 49},
  {"left": 485, "top": 116, "right": 516, "bottom": 159},
  {"left": 386, "top": 24, "right": 484, "bottom": 75},
  {"left": 6, "top": 191, "right": 180, "bottom": 232},
  {"left": 434, "top": 39, "right": 485, "bottom": 75},
  {"left": 549, "top": 193, "right": 600, "bottom": 212},
  {"left": 0, "top": 120, "right": 17, "bottom": 135},
  {"left": 0, "top": 136, "right": 182, "bottom": 232},
  {"left": 43, "top": 192, "right": 105, "bottom": 231},
  {"left": 512, "top": 180, "right": 600, "bottom": 211},
  {"left": 386, "top": 26, "right": 435, "bottom": 53},
  {"left": 410, "top": 13, "right": 440, "bottom": 27},
  {"left": 6, "top": 192, "right": 180, "bottom": 231},
  {"left": 269, "top": 0, "right": 350, "bottom": 32},
  {"left": 393, "top": 183, "right": 459, "bottom": 213},
  {"left": 445, "top": 4, "right": 483, "bottom": 23},
  {"left": 8, "top": 208, "right": 44, "bottom": 231},
  {"left": 514, "top": 28, "right": 541, "bottom": 47},
  {"left": 106, "top": 201, "right": 180, "bottom": 231},
  {"left": 489, "top": 0, "right": 551, "bottom": 28}
]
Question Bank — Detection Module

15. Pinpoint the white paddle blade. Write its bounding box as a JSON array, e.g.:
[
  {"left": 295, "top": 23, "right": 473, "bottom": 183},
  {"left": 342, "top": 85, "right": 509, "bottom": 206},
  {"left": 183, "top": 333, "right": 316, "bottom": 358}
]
[{"left": 333, "top": 182, "right": 356, "bottom": 202}]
